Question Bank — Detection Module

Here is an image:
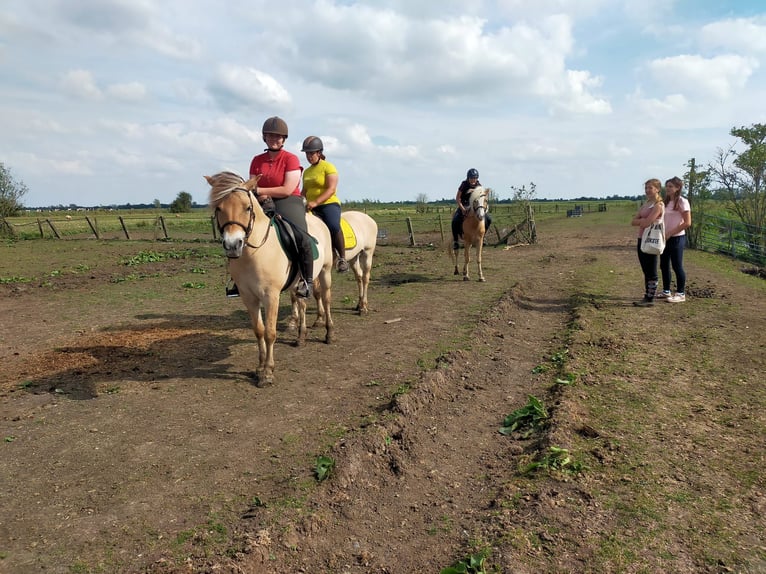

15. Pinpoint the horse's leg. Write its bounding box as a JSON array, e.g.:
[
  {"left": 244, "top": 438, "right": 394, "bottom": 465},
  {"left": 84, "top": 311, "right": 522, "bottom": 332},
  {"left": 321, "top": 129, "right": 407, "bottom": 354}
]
[
  {"left": 477, "top": 235, "right": 486, "bottom": 282},
  {"left": 357, "top": 250, "right": 372, "bottom": 314},
  {"left": 462, "top": 236, "right": 472, "bottom": 281},
  {"left": 453, "top": 243, "right": 460, "bottom": 275},
  {"left": 311, "top": 287, "right": 325, "bottom": 328},
  {"left": 286, "top": 292, "right": 299, "bottom": 332},
  {"left": 248, "top": 306, "right": 267, "bottom": 381},
  {"left": 294, "top": 296, "right": 308, "bottom": 347},
  {"left": 318, "top": 268, "right": 333, "bottom": 343}
]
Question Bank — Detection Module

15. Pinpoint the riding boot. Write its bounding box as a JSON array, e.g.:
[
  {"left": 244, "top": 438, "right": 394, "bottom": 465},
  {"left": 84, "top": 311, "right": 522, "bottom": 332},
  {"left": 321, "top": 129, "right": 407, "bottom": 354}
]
[
  {"left": 333, "top": 230, "right": 349, "bottom": 272},
  {"left": 295, "top": 233, "right": 314, "bottom": 299}
]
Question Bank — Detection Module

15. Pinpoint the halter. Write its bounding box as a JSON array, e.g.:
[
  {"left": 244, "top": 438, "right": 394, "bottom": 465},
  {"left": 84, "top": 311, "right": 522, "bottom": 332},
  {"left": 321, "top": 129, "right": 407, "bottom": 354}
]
[{"left": 216, "top": 187, "right": 274, "bottom": 250}]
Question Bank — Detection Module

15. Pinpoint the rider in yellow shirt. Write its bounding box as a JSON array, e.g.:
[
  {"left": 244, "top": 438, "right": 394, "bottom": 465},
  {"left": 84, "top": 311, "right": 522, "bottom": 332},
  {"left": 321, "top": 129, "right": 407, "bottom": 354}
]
[{"left": 301, "top": 136, "right": 348, "bottom": 272}]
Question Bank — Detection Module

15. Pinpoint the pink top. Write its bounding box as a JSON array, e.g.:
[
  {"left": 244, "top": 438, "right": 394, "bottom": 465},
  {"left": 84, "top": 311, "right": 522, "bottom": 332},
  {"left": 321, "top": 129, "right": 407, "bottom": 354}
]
[
  {"left": 637, "top": 201, "right": 663, "bottom": 238},
  {"left": 663, "top": 196, "right": 691, "bottom": 237}
]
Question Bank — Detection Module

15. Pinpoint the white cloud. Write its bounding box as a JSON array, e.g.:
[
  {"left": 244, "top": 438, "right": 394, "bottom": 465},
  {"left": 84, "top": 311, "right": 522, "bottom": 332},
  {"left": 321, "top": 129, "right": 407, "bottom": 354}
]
[
  {"left": 700, "top": 17, "right": 766, "bottom": 54},
  {"left": 647, "top": 54, "right": 758, "bottom": 99},
  {"left": 61, "top": 70, "right": 102, "bottom": 100},
  {"left": 106, "top": 82, "right": 147, "bottom": 101},
  {"left": 209, "top": 64, "right": 292, "bottom": 111}
]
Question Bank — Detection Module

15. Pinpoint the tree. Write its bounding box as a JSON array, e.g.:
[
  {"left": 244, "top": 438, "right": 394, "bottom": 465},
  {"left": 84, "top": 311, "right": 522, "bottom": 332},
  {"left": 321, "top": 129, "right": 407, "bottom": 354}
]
[
  {"left": 684, "top": 158, "right": 714, "bottom": 250},
  {"left": 415, "top": 192, "right": 428, "bottom": 213},
  {"left": 510, "top": 182, "right": 537, "bottom": 204},
  {"left": 708, "top": 123, "right": 766, "bottom": 253},
  {"left": 0, "top": 162, "right": 29, "bottom": 217},
  {"left": 169, "top": 191, "right": 193, "bottom": 213}
]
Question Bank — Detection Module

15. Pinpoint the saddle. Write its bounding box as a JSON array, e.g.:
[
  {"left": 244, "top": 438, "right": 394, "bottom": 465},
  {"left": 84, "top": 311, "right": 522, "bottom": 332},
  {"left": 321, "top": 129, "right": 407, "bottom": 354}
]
[{"left": 270, "top": 214, "right": 319, "bottom": 292}]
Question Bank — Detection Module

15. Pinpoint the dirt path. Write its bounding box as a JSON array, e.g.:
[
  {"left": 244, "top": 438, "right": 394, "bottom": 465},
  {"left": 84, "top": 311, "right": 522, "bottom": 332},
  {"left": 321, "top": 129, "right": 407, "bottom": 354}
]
[{"left": 1, "top": 215, "right": 764, "bottom": 574}]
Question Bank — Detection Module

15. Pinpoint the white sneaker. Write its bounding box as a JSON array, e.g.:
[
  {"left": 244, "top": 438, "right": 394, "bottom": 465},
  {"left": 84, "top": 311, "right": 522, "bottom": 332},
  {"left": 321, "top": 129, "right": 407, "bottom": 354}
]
[
  {"left": 655, "top": 291, "right": 671, "bottom": 299},
  {"left": 667, "top": 293, "right": 686, "bottom": 303}
]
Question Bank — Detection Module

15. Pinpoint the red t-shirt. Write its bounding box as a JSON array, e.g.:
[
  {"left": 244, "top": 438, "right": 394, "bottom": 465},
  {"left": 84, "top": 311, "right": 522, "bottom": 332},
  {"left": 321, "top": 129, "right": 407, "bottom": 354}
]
[{"left": 249, "top": 150, "right": 302, "bottom": 196}]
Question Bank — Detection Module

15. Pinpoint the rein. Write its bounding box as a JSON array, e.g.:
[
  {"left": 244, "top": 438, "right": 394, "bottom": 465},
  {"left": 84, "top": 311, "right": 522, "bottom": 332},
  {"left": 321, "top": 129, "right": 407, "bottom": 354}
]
[{"left": 216, "top": 187, "right": 274, "bottom": 250}]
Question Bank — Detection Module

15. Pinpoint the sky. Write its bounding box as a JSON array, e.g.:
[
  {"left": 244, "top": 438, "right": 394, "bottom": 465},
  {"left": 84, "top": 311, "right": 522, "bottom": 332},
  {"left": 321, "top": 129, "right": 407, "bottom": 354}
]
[{"left": 2, "top": 0, "right": 766, "bottom": 208}]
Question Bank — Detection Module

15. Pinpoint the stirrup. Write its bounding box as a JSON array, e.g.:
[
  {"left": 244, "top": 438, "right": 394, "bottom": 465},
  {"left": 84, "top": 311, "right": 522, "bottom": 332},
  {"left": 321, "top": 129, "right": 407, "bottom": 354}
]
[
  {"left": 296, "top": 279, "right": 312, "bottom": 299},
  {"left": 225, "top": 281, "right": 239, "bottom": 298}
]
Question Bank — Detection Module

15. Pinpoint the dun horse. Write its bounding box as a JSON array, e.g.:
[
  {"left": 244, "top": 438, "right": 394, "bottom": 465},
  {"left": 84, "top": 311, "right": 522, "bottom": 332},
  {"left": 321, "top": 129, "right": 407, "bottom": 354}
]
[
  {"left": 206, "top": 171, "right": 334, "bottom": 387},
  {"left": 451, "top": 186, "right": 488, "bottom": 282}
]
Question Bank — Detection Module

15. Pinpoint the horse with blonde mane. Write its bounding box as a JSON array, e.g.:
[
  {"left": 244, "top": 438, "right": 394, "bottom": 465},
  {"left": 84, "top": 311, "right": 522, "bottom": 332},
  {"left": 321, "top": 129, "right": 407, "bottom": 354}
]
[
  {"left": 450, "top": 186, "right": 488, "bottom": 282},
  {"left": 206, "top": 171, "right": 334, "bottom": 387}
]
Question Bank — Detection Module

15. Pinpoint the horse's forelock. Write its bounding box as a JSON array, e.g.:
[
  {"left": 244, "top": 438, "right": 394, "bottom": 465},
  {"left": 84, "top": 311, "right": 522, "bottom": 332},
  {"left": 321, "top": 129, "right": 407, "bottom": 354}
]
[{"left": 207, "top": 171, "right": 246, "bottom": 206}]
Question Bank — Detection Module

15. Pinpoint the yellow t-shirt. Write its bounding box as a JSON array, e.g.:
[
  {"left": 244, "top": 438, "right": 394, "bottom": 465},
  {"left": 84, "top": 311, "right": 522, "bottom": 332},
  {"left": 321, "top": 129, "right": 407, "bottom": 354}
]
[{"left": 302, "top": 160, "right": 340, "bottom": 205}]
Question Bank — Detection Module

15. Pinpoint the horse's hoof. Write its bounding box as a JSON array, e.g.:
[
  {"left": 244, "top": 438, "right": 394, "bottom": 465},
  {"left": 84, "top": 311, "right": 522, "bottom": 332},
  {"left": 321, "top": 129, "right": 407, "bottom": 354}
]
[
  {"left": 325, "top": 334, "right": 333, "bottom": 344},
  {"left": 463, "top": 276, "right": 470, "bottom": 282},
  {"left": 293, "top": 339, "right": 305, "bottom": 348},
  {"left": 479, "top": 277, "right": 486, "bottom": 282},
  {"left": 454, "top": 269, "right": 459, "bottom": 275},
  {"left": 254, "top": 373, "right": 274, "bottom": 388}
]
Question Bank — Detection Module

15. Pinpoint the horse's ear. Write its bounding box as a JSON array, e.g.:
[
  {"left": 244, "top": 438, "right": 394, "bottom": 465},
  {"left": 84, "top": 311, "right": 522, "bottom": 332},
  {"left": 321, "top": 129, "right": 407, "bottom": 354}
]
[
  {"left": 243, "top": 175, "right": 261, "bottom": 191},
  {"left": 204, "top": 175, "right": 213, "bottom": 185}
]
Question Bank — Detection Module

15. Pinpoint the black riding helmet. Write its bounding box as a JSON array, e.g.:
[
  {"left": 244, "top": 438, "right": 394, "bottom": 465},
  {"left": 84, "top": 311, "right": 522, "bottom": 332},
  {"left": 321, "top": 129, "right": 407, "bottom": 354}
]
[
  {"left": 301, "top": 136, "right": 323, "bottom": 152},
  {"left": 467, "top": 168, "right": 479, "bottom": 179},
  {"left": 262, "top": 116, "right": 288, "bottom": 137}
]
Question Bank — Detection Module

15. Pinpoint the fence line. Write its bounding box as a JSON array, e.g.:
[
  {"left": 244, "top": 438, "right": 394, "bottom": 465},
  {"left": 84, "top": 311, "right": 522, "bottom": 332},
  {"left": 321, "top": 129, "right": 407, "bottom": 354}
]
[{"left": 693, "top": 214, "right": 765, "bottom": 265}]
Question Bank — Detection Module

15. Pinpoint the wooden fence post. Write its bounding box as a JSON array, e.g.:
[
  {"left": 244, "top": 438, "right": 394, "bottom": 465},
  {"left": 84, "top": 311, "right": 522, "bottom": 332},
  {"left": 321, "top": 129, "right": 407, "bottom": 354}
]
[
  {"left": 85, "top": 216, "right": 100, "bottom": 239},
  {"left": 37, "top": 219, "right": 44, "bottom": 238},
  {"left": 118, "top": 216, "right": 131, "bottom": 239},
  {"left": 211, "top": 216, "right": 218, "bottom": 240},
  {"left": 406, "top": 217, "right": 416, "bottom": 246},
  {"left": 46, "top": 219, "right": 61, "bottom": 239},
  {"left": 158, "top": 216, "right": 169, "bottom": 239},
  {"left": 438, "top": 214, "right": 444, "bottom": 243}
]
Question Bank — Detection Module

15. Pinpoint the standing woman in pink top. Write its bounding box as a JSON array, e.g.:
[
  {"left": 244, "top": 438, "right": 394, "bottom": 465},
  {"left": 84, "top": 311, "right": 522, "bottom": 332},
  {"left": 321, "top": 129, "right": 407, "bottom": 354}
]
[{"left": 657, "top": 176, "right": 692, "bottom": 303}]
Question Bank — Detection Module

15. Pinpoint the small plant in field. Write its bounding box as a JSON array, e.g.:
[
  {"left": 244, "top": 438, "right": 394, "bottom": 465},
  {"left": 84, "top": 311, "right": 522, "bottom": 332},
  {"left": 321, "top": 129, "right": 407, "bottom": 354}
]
[
  {"left": 5, "top": 436, "right": 16, "bottom": 442},
  {"left": 521, "top": 446, "right": 585, "bottom": 475},
  {"left": 556, "top": 372, "right": 577, "bottom": 385},
  {"left": 315, "top": 455, "right": 335, "bottom": 482},
  {"left": 182, "top": 282, "right": 205, "bottom": 289},
  {"left": 499, "top": 395, "right": 549, "bottom": 438},
  {"left": 393, "top": 383, "right": 411, "bottom": 397},
  {"left": 532, "top": 364, "right": 549, "bottom": 374},
  {"left": 0, "top": 276, "right": 31, "bottom": 284},
  {"left": 440, "top": 548, "right": 491, "bottom": 574}
]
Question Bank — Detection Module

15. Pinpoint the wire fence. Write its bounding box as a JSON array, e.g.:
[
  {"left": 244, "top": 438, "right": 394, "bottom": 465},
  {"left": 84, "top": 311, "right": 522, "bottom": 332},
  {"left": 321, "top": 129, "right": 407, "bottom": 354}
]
[
  {"left": 4, "top": 205, "right": 763, "bottom": 267},
  {"left": 693, "top": 214, "right": 765, "bottom": 265}
]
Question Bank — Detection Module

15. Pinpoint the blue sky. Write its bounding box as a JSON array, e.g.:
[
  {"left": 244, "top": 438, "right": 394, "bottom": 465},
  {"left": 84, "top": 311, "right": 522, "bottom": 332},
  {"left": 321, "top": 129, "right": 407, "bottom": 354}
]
[{"left": 1, "top": 0, "right": 765, "bottom": 208}]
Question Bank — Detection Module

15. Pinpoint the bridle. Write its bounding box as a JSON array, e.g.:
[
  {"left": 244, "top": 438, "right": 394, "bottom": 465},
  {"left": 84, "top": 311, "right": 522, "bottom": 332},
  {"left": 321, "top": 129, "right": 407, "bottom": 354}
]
[{"left": 215, "top": 187, "right": 274, "bottom": 250}]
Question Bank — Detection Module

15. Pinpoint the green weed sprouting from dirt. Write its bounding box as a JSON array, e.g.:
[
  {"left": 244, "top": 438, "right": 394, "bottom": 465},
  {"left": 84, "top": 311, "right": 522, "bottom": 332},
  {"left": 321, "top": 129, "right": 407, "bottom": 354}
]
[
  {"left": 440, "top": 548, "right": 492, "bottom": 574},
  {"left": 315, "top": 455, "right": 335, "bottom": 482},
  {"left": 521, "top": 446, "right": 585, "bottom": 475},
  {"left": 121, "top": 250, "right": 187, "bottom": 266},
  {"left": 0, "top": 275, "right": 31, "bottom": 284},
  {"left": 499, "top": 395, "right": 549, "bottom": 438}
]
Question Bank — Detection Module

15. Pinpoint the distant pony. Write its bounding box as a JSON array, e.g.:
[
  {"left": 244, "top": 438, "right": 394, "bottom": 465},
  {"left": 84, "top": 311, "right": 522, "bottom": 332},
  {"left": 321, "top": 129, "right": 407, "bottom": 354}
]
[
  {"left": 206, "top": 171, "right": 334, "bottom": 387},
  {"left": 450, "top": 186, "right": 488, "bottom": 282}
]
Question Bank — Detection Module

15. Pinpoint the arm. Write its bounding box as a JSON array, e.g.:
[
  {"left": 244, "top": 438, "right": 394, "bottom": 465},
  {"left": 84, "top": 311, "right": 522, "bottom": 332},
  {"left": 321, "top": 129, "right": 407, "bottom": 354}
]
[
  {"left": 455, "top": 188, "right": 465, "bottom": 212},
  {"left": 249, "top": 169, "right": 301, "bottom": 199},
  {"left": 632, "top": 203, "right": 663, "bottom": 229},
  {"left": 308, "top": 173, "right": 339, "bottom": 210},
  {"left": 667, "top": 210, "right": 692, "bottom": 237}
]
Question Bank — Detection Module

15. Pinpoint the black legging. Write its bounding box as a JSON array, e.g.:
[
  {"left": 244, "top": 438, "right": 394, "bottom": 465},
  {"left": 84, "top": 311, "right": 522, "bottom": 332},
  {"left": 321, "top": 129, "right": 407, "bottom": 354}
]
[
  {"left": 636, "top": 238, "right": 659, "bottom": 299},
  {"left": 273, "top": 195, "right": 313, "bottom": 282}
]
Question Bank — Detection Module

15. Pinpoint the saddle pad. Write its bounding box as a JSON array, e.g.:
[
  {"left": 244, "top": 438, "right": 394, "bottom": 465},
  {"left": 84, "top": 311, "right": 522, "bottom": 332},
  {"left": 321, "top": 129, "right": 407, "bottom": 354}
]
[{"left": 340, "top": 217, "right": 357, "bottom": 250}]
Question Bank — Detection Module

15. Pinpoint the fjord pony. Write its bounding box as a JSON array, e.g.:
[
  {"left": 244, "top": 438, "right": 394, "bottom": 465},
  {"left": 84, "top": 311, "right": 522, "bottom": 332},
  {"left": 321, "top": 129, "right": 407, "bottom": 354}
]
[
  {"left": 206, "top": 172, "right": 334, "bottom": 387},
  {"left": 451, "top": 186, "right": 488, "bottom": 282}
]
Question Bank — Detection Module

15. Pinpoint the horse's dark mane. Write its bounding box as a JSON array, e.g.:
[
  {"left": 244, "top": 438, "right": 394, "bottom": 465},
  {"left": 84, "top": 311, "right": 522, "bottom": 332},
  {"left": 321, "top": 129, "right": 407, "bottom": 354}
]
[{"left": 207, "top": 171, "right": 246, "bottom": 206}]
